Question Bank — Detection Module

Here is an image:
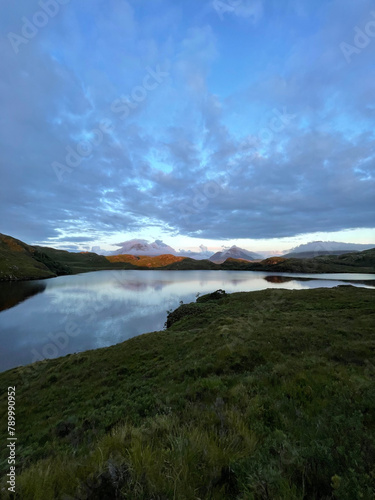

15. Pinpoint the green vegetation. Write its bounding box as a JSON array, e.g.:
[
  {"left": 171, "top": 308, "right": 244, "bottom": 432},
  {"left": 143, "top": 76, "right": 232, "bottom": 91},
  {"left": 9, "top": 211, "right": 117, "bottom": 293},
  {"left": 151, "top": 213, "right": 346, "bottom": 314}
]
[
  {"left": 0, "top": 233, "right": 138, "bottom": 281},
  {"left": 162, "top": 256, "right": 219, "bottom": 270},
  {"left": 1, "top": 286, "right": 374, "bottom": 499},
  {"left": 0, "top": 234, "right": 70, "bottom": 281},
  {"left": 35, "top": 246, "right": 136, "bottom": 274},
  {"left": 220, "top": 249, "right": 375, "bottom": 273},
  {"left": 0, "top": 233, "right": 374, "bottom": 281},
  {"left": 243, "top": 248, "right": 375, "bottom": 273}
]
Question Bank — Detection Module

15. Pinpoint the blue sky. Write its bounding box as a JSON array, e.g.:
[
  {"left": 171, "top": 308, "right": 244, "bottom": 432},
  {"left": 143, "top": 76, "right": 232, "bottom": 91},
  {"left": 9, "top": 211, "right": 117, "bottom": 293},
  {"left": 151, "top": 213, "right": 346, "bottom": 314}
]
[{"left": 1, "top": 0, "right": 374, "bottom": 254}]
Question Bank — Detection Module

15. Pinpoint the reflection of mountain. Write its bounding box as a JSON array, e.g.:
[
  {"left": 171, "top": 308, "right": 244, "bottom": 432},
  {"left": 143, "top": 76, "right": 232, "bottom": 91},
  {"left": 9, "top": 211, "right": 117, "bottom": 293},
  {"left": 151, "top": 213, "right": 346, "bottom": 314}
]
[
  {"left": 264, "top": 275, "right": 295, "bottom": 284},
  {"left": 113, "top": 280, "right": 173, "bottom": 292},
  {"left": 0, "top": 281, "right": 46, "bottom": 312},
  {"left": 263, "top": 275, "right": 312, "bottom": 284}
]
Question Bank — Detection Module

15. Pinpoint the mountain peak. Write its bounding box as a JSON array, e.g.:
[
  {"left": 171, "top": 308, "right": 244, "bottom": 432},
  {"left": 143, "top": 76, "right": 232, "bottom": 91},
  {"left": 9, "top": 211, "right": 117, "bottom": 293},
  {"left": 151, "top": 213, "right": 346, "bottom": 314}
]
[
  {"left": 112, "top": 239, "right": 177, "bottom": 256},
  {"left": 209, "top": 246, "right": 262, "bottom": 264}
]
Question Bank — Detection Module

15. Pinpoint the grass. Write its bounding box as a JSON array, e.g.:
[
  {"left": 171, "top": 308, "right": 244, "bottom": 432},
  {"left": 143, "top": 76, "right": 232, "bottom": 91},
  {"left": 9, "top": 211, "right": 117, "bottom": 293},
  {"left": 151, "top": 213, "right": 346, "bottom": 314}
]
[
  {"left": 0, "top": 286, "right": 375, "bottom": 499},
  {"left": 0, "top": 234, "right": 56, "bottom": 281}
]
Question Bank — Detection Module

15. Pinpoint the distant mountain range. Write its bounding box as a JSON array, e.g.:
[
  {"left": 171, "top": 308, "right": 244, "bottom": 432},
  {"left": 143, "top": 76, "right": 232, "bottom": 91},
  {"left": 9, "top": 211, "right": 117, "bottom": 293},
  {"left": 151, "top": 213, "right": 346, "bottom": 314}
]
[
  {"left": 94, "top": 239, "right": 375, "bottom": 261},
  {"left": 1, "top": 233, "right": 374, "bottom": 281},
  {"left": 209, "top": 245, "right": 262, "bottom": 263},
  {"left": 112, "top": 239, "right": 176, "bottom": 256},
  {"left": 284, "top": 241, "right": 375, "bottom": 259},
  {"left": 94, "top": 239, "right": 213, "bottom": 259}
]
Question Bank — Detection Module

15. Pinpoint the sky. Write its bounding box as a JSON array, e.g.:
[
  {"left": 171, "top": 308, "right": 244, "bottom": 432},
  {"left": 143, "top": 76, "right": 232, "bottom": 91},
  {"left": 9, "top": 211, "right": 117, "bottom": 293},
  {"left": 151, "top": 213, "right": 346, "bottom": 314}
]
[{"left": 1, "top": 0, "right": 374, "bottom": 254}]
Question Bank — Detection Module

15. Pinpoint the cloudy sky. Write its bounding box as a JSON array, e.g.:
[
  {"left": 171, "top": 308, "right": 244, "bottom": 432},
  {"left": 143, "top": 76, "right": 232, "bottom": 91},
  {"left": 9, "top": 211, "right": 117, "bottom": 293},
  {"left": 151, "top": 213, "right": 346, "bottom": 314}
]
[{"left": 1, "top": 0, "right": 374, "bottom": 254}]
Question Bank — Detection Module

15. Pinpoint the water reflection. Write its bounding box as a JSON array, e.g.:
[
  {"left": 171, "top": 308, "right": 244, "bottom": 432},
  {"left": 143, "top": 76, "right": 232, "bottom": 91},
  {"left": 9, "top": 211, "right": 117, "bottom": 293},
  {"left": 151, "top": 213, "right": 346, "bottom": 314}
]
[
  {"left": 0, "top": 281, "right": 46, "bottom": 312},
  {"left": 264, "top": 275, "right": 295, "bottom": 284},
  {"left": 0, "top": 269, "right": 374, "bottom": 373}
]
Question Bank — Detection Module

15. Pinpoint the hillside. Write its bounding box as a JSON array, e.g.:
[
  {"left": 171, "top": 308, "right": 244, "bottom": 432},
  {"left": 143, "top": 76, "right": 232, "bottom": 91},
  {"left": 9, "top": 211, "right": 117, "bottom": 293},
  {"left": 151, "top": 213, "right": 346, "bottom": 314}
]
[
  {"left": 111, "top": 239, "right": 177, "bottom": 256},
  {"left": 36, "top": 246, "right": 137, "bottom": 274},
  {"left": 247, "top": 248, "right": 375, "bottom": 273},
  {"left": 0, "top": 286, "right": 374, "bottom": 499},
  {"left": 106, "top": 253, "right": 185, "bottom": 268},
  {"left": 283, "top": 250, "right": 361, "bottom": 259},
  {"left": 220, "top": 249, "right": 375, "bottom": 274},
  {"left": 209, "top": 245, "right": 262, "bottom": 264},
  {"left": 0, "top": 233, "right": 71, "bottom": 281},
  {"left": 162, "top": 257, "right": 219, "bottom": 270},
  {"left": 285, "top": 241, "right": 375, "bottom": 256}
]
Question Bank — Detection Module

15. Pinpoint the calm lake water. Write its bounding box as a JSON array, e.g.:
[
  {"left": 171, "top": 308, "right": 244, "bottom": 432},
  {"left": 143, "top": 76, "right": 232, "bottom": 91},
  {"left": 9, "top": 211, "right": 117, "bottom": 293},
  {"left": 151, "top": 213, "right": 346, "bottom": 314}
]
[{"left": 0, "top": 270, "right": 374, "bottom": 372}]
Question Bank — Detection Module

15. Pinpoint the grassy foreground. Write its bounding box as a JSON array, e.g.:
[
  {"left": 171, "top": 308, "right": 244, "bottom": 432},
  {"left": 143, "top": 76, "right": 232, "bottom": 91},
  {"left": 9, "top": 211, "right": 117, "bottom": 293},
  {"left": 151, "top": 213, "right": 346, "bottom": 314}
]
[{"left": 0, "top": 286, "right": 375, "bottom": 499}]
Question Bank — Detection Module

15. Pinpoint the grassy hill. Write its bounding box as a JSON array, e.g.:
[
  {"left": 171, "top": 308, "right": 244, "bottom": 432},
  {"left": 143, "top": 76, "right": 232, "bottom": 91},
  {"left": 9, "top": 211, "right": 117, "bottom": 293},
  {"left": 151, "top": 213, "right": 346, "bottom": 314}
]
[
  {"left": 0, "top": 233, "right": 139, "bottom": 280},
  {"left": 0, "top": 234, "right": 71, "bottom": 281},
  {"left": 0, "top": 286, "right": 374, "bottom": 499},
  {"left": 106, "top": 255, "right": 220, "bottom": 270},
  {"left": 106, "top": 253, "right": 186, "bottom": 268},
  {"left": 283, "top": 250, "right": 360, "bottom": 259},
  {"left": 162, "top": 257, "right": 219, "bottom": 270},
  {"left": 221, "top": 249, "right": 375, "bottom": 274},
  {"left": 36, "top": 246, "right": 137, "bottom": 274}
]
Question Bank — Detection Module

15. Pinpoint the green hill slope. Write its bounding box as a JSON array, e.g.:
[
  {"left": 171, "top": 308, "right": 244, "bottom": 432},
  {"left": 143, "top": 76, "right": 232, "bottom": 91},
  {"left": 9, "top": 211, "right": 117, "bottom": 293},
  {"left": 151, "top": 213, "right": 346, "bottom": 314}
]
[
  {"left": 36, "top": 246, "right": 137, "bottom": 274},
  {"left": 221, "top": 249, "right": 375, "bottom": 273},
  {"left": 0, "top": 234, "right": 70, "bottom": 281},
  {"left": 0, "top": 233, "right": 138, "bottom": 281},
  {"left": 162, "top": 257, "right": 219, "bottom": 270},
  {"left": 0, "top": 286, "right": 374, "bottom": 499}
]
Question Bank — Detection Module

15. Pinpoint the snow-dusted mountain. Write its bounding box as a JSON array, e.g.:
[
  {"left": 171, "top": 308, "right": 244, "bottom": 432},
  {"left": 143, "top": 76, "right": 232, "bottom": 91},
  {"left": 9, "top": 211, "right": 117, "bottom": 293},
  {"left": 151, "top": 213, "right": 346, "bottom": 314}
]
[
  {"left": 209, "top": 245, "right": 262, "bottom": 264},
  {"left": 93, "top": 240, "right": 214, "bottom": 259},
  {"left": 112, "top": 239, "right": 177, "bottom": 256},
  {"left": 284, "top": 241, "right": 375, "bottom": 258}
]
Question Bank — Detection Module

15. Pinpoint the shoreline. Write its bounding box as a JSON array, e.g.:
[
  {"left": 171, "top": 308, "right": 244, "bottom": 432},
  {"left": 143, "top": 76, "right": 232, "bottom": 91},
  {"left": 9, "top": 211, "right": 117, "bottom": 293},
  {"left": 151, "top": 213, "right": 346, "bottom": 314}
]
[{"left": 1, "top": 264, "right": 375, "bottom": 283}]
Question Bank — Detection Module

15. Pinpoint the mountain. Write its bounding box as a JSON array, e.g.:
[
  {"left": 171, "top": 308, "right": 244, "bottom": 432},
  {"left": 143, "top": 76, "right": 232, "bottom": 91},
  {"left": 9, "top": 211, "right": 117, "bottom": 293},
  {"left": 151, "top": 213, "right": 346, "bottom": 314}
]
[
  {"left": 106, "top": 254, "right": 185, "bottom": 268},
  {"left": 112, "top": 239, "right": 177, "bottom": 256},
  {"left": 1, "top": 233, "right": 374, "bottom": 281},
  {"left": 245, "top": 248, "right": 375, "bottom": 273},
  {"left": 284, "top": 241, "right": 375, "bottom": 258},
  {"left": 0, "top": 233, "right": 72, "bottom": 281},
  {"left": 209, "top": 245, "right": 262, "bottom": 264},
  {"left": 35, "top": 246, "right": 134, "bottom": 274}
]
